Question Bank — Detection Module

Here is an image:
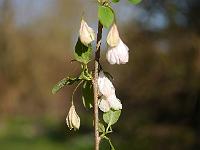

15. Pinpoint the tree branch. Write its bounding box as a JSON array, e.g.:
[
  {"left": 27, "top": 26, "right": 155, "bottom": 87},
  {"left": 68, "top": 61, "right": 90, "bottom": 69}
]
[{"left": 93, "top": 21, "right": 103, "bottom": 150}]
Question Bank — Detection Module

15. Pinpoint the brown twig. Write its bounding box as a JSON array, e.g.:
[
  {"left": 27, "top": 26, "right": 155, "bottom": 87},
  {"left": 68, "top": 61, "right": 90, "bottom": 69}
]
[{"left": 93, "top": 21, "right": 103, "bottom": 150}]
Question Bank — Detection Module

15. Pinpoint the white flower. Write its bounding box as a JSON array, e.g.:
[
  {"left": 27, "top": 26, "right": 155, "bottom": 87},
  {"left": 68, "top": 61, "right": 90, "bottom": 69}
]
[
  {"left": 107, "top": 24, "right": 120, "bottom": 47},
  {"left": 98, "top": 95, "right": 122, "bottom": 112},
  {"left": 106, "top": 39, "right": 129, "bottom": 65},
  {"left": 97, "top": 71, "right": 122, "bottom": 112},
  {"left": 98, "top": 71, "right": 115, "bottom": 97},
  {"left": 66, "top": 105, "right": 80, "bottom": 131},
  {"left": 98, "top": 96, "right": 110, "bottom": 112},
  {"left": 79, "top": 19, "right": 95, "bottom": 46}
]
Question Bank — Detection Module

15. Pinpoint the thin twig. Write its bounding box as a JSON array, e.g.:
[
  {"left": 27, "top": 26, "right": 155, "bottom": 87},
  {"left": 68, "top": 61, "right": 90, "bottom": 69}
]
[
  {"left": 93, "top": 21, "right": 103, "bottom": 150},
  {"left": 71, "top": 80, "right": 84, "bottom": 105}
]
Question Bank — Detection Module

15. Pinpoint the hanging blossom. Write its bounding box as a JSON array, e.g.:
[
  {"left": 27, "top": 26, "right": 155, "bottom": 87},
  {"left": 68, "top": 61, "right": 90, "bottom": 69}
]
[
  {"left": 98, "top": 71, "right": 115, "bottom": 97},
  {"left": 106, "top": 23, "right": 129, "bottom": 65},
  {"left": 98, "top": 71, "right": 122, "bottom": 112},
  {"left": 66, "top": 104, "right": 80, "bottom": 131},
  {"left": 79, "top": 19, "right": 95, "bottom": 46}
]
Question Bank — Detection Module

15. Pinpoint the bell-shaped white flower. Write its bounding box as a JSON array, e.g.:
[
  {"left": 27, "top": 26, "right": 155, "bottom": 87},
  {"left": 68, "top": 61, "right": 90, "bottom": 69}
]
[
  {"left": 107, "top": 24, "right": 120, "bottom": 47},
  {"left": 107, "top": 95, "right": 122, "bottom": 110},
  {"left": 98, "top": 71, "right": 115, "bottom": 97},
  {"left": 106, "top": 39, "right": 129, "bottom": 65},
  {"left": 97, "top": 71, "right": 122, "bottom": 112},
  {"left": 66, "top": 105, "right": 80, "bottom": 131},
  {"left": 98, "top": 96, "right": 111, "bottom": 112},
  {"left": 79, "top": 19, "right": 95, "bottom": 46}
]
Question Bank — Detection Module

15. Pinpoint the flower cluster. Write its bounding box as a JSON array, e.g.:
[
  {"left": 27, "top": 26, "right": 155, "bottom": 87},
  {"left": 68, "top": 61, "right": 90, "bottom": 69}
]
[
  {"left": 79, "top": 19, "right": 129, "bottom": 65},
  {"left": 97, "top": 23, "right": 129, "bottom": 112},
  {"left": 77, "top": 20, "right": 129, "bottom": 112},
  {"left": 65, "top": 19, "right": 129, "bottom": 128}
]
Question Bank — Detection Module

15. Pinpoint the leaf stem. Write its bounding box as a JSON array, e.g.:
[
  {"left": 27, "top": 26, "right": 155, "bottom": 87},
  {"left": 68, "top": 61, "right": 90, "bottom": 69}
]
[{"left": 93, "top": 21, "right": 103, "bottom": 150}]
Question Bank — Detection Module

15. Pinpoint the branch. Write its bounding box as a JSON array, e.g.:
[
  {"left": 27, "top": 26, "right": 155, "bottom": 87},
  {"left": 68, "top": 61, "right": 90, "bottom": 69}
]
[{"left": 93, "top": 21, "right": 103, "bottom": 150}]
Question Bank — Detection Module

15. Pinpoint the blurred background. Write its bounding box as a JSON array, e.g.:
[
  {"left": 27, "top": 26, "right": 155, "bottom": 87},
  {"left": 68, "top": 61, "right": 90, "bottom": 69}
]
[{"left": 0, "top": 0, "right": 200, "bottom": 149}]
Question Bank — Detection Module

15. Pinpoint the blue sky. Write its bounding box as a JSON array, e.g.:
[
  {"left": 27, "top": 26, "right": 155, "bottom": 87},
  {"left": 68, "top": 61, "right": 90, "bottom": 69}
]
[
  {"left": 2, "top": 0, "right": 169, "bottom": 31},
  {"left": 11, "top": 0, "right": 56, "bottom": 26}
]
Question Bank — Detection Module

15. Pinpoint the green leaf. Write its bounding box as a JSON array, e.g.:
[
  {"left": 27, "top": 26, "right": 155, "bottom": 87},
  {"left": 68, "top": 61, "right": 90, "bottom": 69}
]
[
  {"left": 128, "top": 0, "right": 142, "bottom": 5},
  {"left": 98, "top": 122, "right": 105, "bottom": 133},
  {"left": 98, "top": 6, "right": 114, "bottom": 28},
  {"left": 112, "top": 0, "right": 120, "bottom": 3},
  {"left": 103, "top": 110, "right": 121, "bottom": 127},
  {"left": 52, "top": 77, "right": 79, "bottom": 94},
  {"left": 74, "top": 38, "right": 92, "bottom": 64},
  {"left": 82, "top": 81, "right": 93, "bottom": 109}
]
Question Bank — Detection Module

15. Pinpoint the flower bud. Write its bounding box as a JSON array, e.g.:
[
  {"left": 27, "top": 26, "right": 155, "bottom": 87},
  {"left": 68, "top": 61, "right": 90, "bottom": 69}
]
[
  {"left": 107, "top": 24, "right": 120, "bottom": 47},
  {"left": 66, "top": 105, "right": 80, "bottom": 131},
  {"left": 106, "top": 39, "right": 129, "bottom": 65},
  {"left": 98, "top": 71, "right": 115, "bottom": 97},
  {"left": 79, "top": 19, "right": 95, "bottom": 46}
]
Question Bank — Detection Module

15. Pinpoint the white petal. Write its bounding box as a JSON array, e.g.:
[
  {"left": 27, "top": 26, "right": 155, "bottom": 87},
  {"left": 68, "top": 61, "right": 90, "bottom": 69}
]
[
  {"left": 117, "top": 40, "right": 129, "bottom": 64},
  {"left": 98, "top": 71, "right": 115, "bottom": 97},
  {"left": 107, "top": 24, "right": 120, "bottom": 47},
  {"left": 106, "top": 39, "right": 129, "bottom": 65},
  {"left": 106, "top": 49, "right": 116, "bottom": 64},
  {"left": 107, "top": 95, "right": 122, "bottom": 110},
  {"left": 98, "top": 97, "right": 111, "bottom": 112},
  {"left": 71, "top": 107, "right": 80, "bottom": 130}
]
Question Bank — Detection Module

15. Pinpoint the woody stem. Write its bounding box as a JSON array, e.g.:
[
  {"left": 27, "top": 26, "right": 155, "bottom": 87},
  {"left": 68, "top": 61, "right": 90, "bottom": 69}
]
[{"left": 93, "top": 21, "right": 103, "bottom": 150}]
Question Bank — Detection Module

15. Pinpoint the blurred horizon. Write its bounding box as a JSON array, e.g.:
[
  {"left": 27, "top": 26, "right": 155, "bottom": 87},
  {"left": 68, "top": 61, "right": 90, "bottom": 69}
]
[{"left": 0, "top": 0, "right": 200, "bottom": 150}]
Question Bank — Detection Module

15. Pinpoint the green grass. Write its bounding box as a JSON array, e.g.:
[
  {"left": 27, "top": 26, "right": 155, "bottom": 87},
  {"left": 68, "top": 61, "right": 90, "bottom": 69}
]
[
  {"left": 0, "top": 117, "right": 196, "bottom": 150},
  {"left": 0, "top": 118, "right": 93, "bottom": 150},
  {"left": 0, "top": 136, "right": 93, "bottom": 150}
]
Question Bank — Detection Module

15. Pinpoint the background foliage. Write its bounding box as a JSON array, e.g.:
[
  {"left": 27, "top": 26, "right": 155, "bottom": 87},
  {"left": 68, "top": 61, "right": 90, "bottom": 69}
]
[{"left": 0, "top": 0, "right": 200, "bottom": 149}]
